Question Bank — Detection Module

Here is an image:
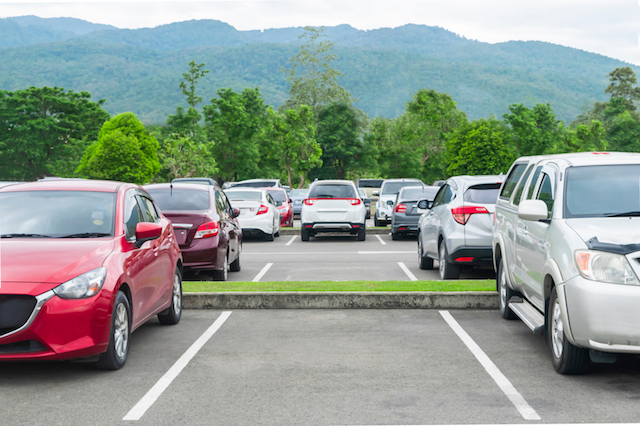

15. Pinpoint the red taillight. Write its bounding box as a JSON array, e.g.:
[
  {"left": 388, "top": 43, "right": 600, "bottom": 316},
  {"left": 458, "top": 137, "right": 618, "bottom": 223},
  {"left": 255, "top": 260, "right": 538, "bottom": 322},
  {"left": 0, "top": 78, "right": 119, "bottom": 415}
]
[
  {"left": 303, "top": 198, "right": 317, "bottom": 205},
  {"left": 395, "top": 203, "right": 407, "bottom": 213},
  {"left": 347, "top": 198, "right": 361, "bottom": 205},
  {"left": 451, "top": 206, "right": 489, "bottom": 225},
  {"left": 194, "top": 221, "right": 219, "bottom": 239},
  {"left": 455, "top": 257, "right": 474, "bottom": 262},
  {"left": 257, "top": 205, "right": 268, "bottom": 215}
]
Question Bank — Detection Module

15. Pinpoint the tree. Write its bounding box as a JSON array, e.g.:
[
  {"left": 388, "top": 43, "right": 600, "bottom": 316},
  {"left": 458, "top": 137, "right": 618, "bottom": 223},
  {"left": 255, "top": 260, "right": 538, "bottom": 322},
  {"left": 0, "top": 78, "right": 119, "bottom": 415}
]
[
  {"left": 370, "top": 115, "right": 424, "bottom": 180},
  {"left": 503, "top": 103, "right": 563, "bottom": 157},
  {"left": 605, "top": 67, "right": 640, "bottom": 112},
  {"left": 76, "top": 112, "right": 161, "bottom": 184},
  {"left": 159, "top": 136, "right": 217, "bottom": 181},
  {"left": 446, "top": 118, "right": 513, "bottom": 176},
  {"left": 180, "top": 60, "right": 209, "bottom": 111},
  {"left": 0, "top": 87, "right": 109, "bottom": 181},
  {"left": 281, "top": 26, "right": 357, "bottom": 119}
]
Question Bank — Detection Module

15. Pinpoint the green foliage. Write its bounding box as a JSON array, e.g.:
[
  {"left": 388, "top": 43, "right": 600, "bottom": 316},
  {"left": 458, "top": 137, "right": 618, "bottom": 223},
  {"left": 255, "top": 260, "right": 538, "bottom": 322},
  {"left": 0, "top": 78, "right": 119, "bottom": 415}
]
[
  {"left": 446, "top": 118, "right": 513, "bottom": 176},
  {"left": 159, "top": 135, "right": 216, "bottom": 181},
  {"left": 503, "top": 103, "right": 564, "bottom": 157},
  {"left": 0, "top": 86, "right": 109, "bottom": 181},
  {"left": 76, "top": 112, "right": 161, "bottom": 184},
  {"left": 180, "top": 60, "right": 209, "bottom": 110},
  {"left": 605, "top": 67, "right": 640, "bottom": 111}
]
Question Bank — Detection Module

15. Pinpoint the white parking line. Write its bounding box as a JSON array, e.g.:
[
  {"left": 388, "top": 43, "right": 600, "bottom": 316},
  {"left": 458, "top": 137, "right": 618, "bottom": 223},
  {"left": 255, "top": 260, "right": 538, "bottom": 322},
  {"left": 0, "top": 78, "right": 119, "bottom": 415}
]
[
  {"left": 252, "top": 263, "right": 273, "bottom": 282},
  {"left": 245, "top": 251, "right": 415, "bottom": 255},
  {"left": 439, "top": 311, "right": 541, "bottom": 421},
  {"left": 285, "top": 235, "right": 297, "bottom": 246},
  {"left": 398, "top": 262, "right": 418, "bottom": 281},
  {"left": 375, "top": 235, "right": 387, "bottom": 245},
  {"left": 123, "top": 311, "right": 232, "bottom": 421},
  {"left": 343, "top": 424, "right": 640, "bottom": 426}
]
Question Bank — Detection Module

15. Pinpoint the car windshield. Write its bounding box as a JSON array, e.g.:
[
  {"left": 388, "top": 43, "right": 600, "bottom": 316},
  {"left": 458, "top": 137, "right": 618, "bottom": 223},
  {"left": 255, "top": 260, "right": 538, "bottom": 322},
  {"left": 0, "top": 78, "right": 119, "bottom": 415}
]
[
  {"left": 147, "top": 189, "right": 210, "bottom": 211},
  {"left": 234, "top": 181, "right": 278, "bottom": 188},
  {"left": 400, "top": 187, "right": 439, "bottom": 201},
  {"left": 358, "top": 179, "right": 384, "bottom": 188},
  {"left": 464, "top": 184, "right": 501, "bottom": 204},
  {"left": 267, "top": 190, "right": 287, "bottom": 202},
  {"left": 0, "top": 191, "right": 115, "bottom": 238},
  {"left": 224, "top": 190, "right": 263, "bottom": 201},
  {"left": 382, "top": 182, "right": 422, "bottom": 195},
  {"left": 565, "top": 165, "right": 640, "bottom": 218},
  {"left": 289, "top": 189, "right": 309, "bottom": 198},
  {"left": 309, "top": 184, "right": 357, "bottom": 198}
]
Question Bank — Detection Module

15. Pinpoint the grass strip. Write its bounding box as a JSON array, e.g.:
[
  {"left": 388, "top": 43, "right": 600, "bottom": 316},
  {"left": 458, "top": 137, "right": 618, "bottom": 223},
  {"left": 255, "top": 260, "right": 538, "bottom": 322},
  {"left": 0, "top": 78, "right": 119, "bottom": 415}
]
[{"left": 183, "top": 280, "right": 495, "bottom": 292}]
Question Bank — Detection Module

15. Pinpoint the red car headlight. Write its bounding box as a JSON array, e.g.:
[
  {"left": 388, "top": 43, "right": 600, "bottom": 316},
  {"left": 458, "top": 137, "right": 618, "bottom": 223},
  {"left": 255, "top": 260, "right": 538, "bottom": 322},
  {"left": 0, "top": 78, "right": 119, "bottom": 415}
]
[{"left": 53, "top": 267, "right": 107, "bottom": 299}]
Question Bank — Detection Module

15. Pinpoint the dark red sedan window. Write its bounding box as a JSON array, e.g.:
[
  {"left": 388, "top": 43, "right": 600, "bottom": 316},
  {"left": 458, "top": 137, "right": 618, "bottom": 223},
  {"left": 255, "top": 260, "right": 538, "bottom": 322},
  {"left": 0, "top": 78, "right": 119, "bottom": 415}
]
[{"left": 147, "top": 189, "right": 210, "bottom": 211}]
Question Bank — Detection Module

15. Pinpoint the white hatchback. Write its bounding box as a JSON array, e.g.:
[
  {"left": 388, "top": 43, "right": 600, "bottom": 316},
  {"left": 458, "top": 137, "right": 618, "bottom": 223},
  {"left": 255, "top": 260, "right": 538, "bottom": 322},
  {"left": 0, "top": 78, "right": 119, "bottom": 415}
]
[
  {"left": 300, "top": 180, "right": 366, "bottom": 241},
  {"left": 224, "top": 188, "right": 280, "bottom": 241}
]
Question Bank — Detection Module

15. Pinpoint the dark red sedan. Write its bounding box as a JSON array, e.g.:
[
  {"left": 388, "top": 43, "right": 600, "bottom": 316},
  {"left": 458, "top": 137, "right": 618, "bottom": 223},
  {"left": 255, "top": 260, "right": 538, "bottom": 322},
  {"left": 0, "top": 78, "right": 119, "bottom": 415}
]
[
  {"left": 144, "top": 183, "right": 242, "bottom": 281},
  {"left": 0, "top": 180, "right": 183, "bottom": 370},
  {"left": 265, "top": 187, "right": 294, "bottom": 227}
]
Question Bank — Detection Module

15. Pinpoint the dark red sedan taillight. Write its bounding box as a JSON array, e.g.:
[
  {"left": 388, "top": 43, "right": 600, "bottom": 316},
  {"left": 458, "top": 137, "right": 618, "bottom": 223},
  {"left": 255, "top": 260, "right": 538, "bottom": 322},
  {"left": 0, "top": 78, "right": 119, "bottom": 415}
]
[
  {"left": 451, "top": 206, "right": 489, "bottom": 225},
  {"left": 395, "top": 203, "right": 407, "bottom": 213},
  {"left": 194, "top": 221, "right": 219, "bottom": 238}
]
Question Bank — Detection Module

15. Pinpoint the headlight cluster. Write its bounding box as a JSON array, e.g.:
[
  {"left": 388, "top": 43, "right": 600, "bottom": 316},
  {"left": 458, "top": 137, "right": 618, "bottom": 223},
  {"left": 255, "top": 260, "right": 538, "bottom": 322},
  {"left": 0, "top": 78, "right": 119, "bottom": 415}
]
[
  {"left": 574, "top": 250, "right": 639, "bottom": 285},
  {"left": 54, "top": 267, "right": 107, "bottom": 299}
]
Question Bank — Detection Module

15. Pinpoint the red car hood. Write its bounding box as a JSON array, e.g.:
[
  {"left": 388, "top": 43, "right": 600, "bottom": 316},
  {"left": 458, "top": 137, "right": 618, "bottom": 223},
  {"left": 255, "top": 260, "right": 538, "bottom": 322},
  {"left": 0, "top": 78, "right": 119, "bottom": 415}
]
[{"left": 1, "top": 238, "right": 116, "bottom": 290}]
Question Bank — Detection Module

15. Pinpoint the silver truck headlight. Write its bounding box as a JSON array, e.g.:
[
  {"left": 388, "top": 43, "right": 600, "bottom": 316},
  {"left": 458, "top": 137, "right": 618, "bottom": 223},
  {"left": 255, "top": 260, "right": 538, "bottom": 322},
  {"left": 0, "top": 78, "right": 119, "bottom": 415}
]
[{"left": 574, "top": 250, "right": 639, "bottom": 285}]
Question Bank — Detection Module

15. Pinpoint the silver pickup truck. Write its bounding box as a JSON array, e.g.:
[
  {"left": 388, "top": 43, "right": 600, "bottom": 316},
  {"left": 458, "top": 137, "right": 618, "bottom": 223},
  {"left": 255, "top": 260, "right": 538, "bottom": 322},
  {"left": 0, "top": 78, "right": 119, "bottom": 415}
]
[{"left": 493, "top": 152, "right": 640, "bottom": 374}]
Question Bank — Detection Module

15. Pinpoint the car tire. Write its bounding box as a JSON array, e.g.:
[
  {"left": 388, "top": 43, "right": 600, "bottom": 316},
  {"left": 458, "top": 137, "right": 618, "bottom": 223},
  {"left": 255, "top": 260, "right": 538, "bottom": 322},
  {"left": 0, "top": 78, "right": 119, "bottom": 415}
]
[
  {"left": 275, "top": 230, "right": 280, "bottom": 237},
  {"left": 438, "top": 241, "right": 460, "bottom": 280},
  {"left": 418, "top": 237, "right": 434, "bottom": 270},
  {"left": 215, "top": 253, "right": 228, "bottom": 281},
  {"left": 229, "top": 243, "right": 241, "bottom": 272},
  {"left": 357, "top": 228, "right": 366, "bottom": 241},
  {"left": 158, "top": 268, "right": 183, "bottom": 325},
  {"left": 374, "top": 217, "right": 381, "bottom": 227},
  {"left": 391, "top": 231, "right": 400, "bottom": 241},
  {"left": 301, "top": 229, "right": 310, "bottom": 241},
  {"left": 549, "top": 286, "right": 590, "bottom": 375},
  {"left": 266, "top": 228, "right": 275, "bottom": 241},
  {"left": 497, "top": 259, "right": 517, "bottom": 320},
  {"left": 96, "top": 290, "right": 131, "bottom": 370}
]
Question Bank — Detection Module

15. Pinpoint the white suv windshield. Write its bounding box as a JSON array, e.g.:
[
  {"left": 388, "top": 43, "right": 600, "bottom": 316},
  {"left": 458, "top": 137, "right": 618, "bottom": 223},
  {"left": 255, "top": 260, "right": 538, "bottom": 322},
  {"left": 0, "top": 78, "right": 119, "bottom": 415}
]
[
  {"left": 309, "top": 184, "right": 356, "bottom": 198},
  {"left": 565, "top": 165, "right": 640, "bottom": 218}
]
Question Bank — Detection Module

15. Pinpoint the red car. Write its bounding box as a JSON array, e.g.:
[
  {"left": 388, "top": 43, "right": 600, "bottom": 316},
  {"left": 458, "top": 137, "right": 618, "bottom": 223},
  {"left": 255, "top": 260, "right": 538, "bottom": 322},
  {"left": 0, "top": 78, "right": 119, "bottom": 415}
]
[
  {"left": 144, "top": 183, "right": 242, "bottom": 280},
  {"left": 265, "top": 187, "right": 294, "bottom": 227},
  {"left": 0, "top": 180, "right": 183, "bottom": 370}
]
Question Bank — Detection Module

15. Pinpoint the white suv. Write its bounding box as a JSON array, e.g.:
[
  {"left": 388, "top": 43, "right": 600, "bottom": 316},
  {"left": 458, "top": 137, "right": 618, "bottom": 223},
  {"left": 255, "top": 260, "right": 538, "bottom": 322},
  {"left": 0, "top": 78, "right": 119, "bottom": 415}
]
[
  {"left": 300, "top": 180, "right": 366, "bottom": 241},
  {"left": 493, "top": 152, "right": 640, "bottom": 374}
]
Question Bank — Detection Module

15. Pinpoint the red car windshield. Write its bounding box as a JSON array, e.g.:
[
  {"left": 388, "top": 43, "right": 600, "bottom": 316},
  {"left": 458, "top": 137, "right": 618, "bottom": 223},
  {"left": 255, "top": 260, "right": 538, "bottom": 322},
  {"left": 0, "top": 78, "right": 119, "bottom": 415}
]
[{"left": 0, "top": 191, "right": 116, "bottom": 238}]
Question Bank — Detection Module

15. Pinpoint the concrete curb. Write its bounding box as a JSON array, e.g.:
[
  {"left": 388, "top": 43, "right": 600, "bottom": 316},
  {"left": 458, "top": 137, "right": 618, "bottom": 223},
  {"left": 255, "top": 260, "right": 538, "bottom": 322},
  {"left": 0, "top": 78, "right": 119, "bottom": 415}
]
[
  {"left": 279, "top": 228, "right": 391, "bottom": 236},
  {"left": 184, "top": 291, "right": 498, "bottom": 309}
]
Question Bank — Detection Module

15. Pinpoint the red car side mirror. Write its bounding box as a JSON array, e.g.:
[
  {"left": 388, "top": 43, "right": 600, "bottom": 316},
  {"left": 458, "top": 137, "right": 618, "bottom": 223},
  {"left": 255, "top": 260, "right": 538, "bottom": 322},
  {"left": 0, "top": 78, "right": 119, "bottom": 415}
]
[
  {"left": 134, "top": 222, "right": 162, "bottom": 248},
  {"left": 232, "top": 207, "right": 241, "bottom": 218}
]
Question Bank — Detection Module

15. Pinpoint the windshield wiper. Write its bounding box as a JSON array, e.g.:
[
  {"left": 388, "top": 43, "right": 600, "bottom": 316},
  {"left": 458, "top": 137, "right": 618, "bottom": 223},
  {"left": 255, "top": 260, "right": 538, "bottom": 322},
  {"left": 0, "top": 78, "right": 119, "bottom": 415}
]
[
  {"left": 604, "top": 211, "right": 640, "bottom": 217},
  {"left": 1, "top": 233, "right": 53, "bottom": 238},
  {"left": 60, "top": 232, "right": 112, "bottom": 238}
]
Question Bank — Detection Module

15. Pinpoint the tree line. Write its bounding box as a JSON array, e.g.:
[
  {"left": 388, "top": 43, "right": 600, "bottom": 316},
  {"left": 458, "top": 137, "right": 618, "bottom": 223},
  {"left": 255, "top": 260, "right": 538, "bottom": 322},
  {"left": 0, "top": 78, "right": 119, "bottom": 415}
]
[{"left": 1, "top": 27, "right": 639, "bottom": 185}]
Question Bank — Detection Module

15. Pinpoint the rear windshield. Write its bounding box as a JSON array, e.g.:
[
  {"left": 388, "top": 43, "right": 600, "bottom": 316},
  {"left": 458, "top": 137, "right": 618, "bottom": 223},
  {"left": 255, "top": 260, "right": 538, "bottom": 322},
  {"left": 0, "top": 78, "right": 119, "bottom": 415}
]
[
  {"left": 0, "top": 191, "right": 116, "bottom": 238},
  {"left": 224, "top": 190, "right": 263, "bottom": 201},
  {"left": 233, "top": 181, "right": 278, "bottom": 188},
  {"left": 147, "top": 189, "right": 210, "bottom": 211},
  {"left": 358, "top": 179, "right": 384, "bottom": 188},
  {"left": 400, "top": 187, "right": 439, "bottom": 201},
  {"left": 382, "top": 181, "right": 423, "bottom": 195},
  {"left": 565, "top": 165, "right": 640, "bottom": 218},
  {"left": 464, "top": 184, "right": 501, "bottom": 204},
  {"left": 289, "top": 189, "right": 309, "bottom": 198},
  {"left": 309, "top": 184, "right": 357, "bottom": 198},
  {"left": 266, "top": 190, "right": 287, "bottom": 202}
]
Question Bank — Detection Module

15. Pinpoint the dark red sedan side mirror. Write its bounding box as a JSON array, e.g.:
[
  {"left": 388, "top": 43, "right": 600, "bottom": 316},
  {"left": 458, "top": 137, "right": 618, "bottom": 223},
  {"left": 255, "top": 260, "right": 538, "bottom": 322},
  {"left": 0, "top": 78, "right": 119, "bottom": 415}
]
[{"left": 134, "top": 222, "right": 162, "bottom": 248}]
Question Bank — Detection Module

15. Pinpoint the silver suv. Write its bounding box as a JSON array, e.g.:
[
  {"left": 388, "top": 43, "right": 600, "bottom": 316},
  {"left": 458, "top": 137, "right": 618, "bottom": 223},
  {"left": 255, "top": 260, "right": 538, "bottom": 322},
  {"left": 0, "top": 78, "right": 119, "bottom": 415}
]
[
  {"left": 417, "top": 175, "right": 502, "bottom": 279},
  {"left": 493, "top": 152, "right": 640, "bottom": 374},
  {"left": 373, "top": 178, "right": 423, "bottom": 226}
]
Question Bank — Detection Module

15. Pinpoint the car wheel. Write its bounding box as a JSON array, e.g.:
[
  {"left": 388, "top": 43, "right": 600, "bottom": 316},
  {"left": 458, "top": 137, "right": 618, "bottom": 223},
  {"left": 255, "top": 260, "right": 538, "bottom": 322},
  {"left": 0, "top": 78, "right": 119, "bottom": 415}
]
[
  {"left": 301, "top": 229, "right": 310, "bottom": 242},
  {"left": 266, "top": 228, "right": 275, "bottom": 241},
  {"left": 438, "top": 241, "right": 460, "bottom": 280},
  {"left": 158, "top": 268, "right": 183, "bottom": 325},
  {"left": 418, "top": 237, "right": 434, "bottom": 270},
  {"left": 96, "top": 291, "right": 131, "bottom": 370},
  {"left": 497, "top": 259, "right": 517, "bottom": 320},
  {"left": 357, "top": 228, "right": 366, "bottom": 241},
  {"left": 391, "top": 231, "right": 400, "bottom": 241},
  {"left": 215, "top": 253, "right": 228, "bottom": 281},
  {"left": 275, "top": 230, "right": 280, "bottom": 237},
  {"left": 374, "top": 217, "right": 380, "bottom": 227},
  {"left": 549, "top": 286, "right": 590, "bottom": 374},
  {"left": 230, "top": 243, "right": 241, "bottom": 272}
]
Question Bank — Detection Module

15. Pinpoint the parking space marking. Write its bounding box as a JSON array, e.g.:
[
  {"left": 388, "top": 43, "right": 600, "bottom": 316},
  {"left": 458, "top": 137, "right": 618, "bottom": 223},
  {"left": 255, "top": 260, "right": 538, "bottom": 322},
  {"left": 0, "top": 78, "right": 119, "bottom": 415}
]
[
  {"left": 342, "top": 424, "right": 640, "bottom": 426},
  {"left": 252, "top": 262, "right": 273, "bottom": 282},
  {"left": 123, "top": 311, "right": 232, "bottom": 421},
  {"left": 285, "top": 235, "right": 297, "bottom": 246},
  {"left": 245, "top": 251, "right": 415, "bottom": 255},
  {"left": 358, "top": 251, "right": 414, "bottom": 255},
  {"left": 375, "top": 235, "right": 387, "bottom": 245},
  {"left": 439, "top": 310, "right": 541, "bottom": 421},
  {"left": 398, "top": 262, "right": 417, "bottom": 281}
]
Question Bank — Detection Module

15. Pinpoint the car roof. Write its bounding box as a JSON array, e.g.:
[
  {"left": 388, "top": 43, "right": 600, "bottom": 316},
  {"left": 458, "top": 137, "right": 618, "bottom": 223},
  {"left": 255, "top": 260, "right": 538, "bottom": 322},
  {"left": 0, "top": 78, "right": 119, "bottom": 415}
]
[
  {"left": 310, "top": 180, "right": 355, "bottom": 186},
  {"left": 224, "top": 187, "right": 265, "bottom": 192},
  {"left": 236, "top": 178, "right": 280, "bottom": 183},
  {"left": 513, "top": 152, "right": 640, "bottom": 168},
  {"left": 144, "top": 183, "right": 214, "bottom": 192},
  {"left": 381, "top": 178, "right": 423, "bottom": 184},
  {"left": 0, "top": 179, "right": 129, "bottom": 193}
]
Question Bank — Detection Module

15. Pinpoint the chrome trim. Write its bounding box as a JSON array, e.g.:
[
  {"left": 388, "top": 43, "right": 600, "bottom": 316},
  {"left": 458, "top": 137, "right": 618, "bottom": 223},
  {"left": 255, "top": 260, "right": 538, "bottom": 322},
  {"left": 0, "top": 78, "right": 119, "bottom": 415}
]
[
  {"left": 589, "top": 339, "right": 640, "bottom": 354},
  {"left": 172, "top": 223, "right": 193, "bottom": 229},
  {"left": 0, "top": 290, "right": 55, "bottom": 339}
]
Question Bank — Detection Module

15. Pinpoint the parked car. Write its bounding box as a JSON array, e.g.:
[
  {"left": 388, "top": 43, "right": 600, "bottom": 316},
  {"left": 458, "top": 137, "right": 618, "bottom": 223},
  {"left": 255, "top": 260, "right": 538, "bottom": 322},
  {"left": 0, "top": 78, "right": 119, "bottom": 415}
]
[
  {"left": 171, "top": 177, "right": 220, "bottom": 188},
  {"left": 373, "top": 178, "right": 424, "bottom": 226},
  {"left": 263, "top": 187, "right": 293, "bottom": 227},
  {"left": 417, "top": 175, "right": 502, "bottom": 279},
  {"left": 357, "top": 178, "right": 384, "bottom": 202},
  {"left": 223, "top": 188, "right": 281, "bottom": 240},
  {"left": 300, "top": 180, "right": 366, "bottom": 241},
  {"left": 145, "top": 183, "right": 242, "bottom": 280},
  {"left": 221, "top": 182, "right": 236, "bottom": 189},
  {"left": 432, "top": 180, "right": 446, "bottom": 187},
  {"left": 0, "top": 179, "right": 183, "bottom": 370},
  {"left": 493, "top": 152, "right": 640, "bottom": 374},
  {"left": 391, "top": 186, "right": 439, "bottom": 239},
  {"left": 289, "top": 188, "right": 310, "bottom": 216},
  {"left": 358, "top": 188, "right": 372, "bottom": 219},
  {"left": 232, "top": 179, "right": 282, "bottom": 188}
]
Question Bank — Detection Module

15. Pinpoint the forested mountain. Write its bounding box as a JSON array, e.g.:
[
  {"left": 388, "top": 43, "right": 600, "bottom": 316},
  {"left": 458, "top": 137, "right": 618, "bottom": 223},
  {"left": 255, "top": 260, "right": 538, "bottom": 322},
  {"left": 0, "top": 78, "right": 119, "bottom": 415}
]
[{"left": 0, "top": 17, "right": 636, "bottom": 123}]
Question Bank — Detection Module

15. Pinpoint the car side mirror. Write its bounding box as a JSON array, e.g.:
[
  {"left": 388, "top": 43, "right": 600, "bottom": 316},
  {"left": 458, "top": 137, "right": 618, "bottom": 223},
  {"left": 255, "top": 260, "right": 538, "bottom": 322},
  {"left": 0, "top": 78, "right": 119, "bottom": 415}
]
[
  {"left": 372, "top": 190, "right": 379, "bottom": 196},
  {"left": 386, "top": 200, "right": 394, "bottom": 206},
  {"left": 134, "top": 222, "right": 162, "bottom": 248},
  {"left": 416, "top": 199, "right": 431, "bottom": 214},
  {"left": 232, "top": 207, "right": 240, "bottom": 218},
  {"left": 518, "top": 200, "right": 548, "bottom": 222}
]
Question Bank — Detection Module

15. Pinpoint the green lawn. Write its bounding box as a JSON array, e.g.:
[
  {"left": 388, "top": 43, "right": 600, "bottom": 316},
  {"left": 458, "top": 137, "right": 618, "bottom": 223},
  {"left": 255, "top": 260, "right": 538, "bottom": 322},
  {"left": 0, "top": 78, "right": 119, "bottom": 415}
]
[{"left": 183, "top": 280, "right": 496, "bottom": 292}]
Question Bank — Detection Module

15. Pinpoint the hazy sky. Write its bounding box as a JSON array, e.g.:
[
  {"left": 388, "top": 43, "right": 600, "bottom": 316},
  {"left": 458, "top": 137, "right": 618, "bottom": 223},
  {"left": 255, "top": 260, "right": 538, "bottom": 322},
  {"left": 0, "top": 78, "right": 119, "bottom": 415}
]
[{"left": 1, "top": 0, "right": 639, "bottom": 65}]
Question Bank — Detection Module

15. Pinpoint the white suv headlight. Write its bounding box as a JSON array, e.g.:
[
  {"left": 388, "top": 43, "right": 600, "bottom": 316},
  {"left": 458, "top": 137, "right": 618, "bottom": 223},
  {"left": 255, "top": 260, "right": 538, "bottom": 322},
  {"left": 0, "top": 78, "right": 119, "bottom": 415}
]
[
  {"left": 574, "top": 250, "right": 639, "bottom": 285},
  {"left": 54, "top": 267, "right": 107, "bottom": 299}
]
